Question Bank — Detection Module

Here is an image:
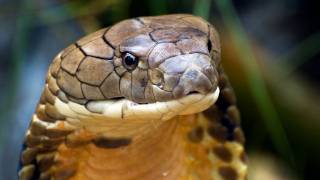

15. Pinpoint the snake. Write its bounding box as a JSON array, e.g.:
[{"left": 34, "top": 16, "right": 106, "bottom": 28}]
[{"left": 18, "top": 14, "right": 247, "bottom": 180}]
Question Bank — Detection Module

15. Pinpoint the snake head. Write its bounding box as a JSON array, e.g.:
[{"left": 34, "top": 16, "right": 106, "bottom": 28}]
[
  {"left": 51, "top": 14, "right": 221, "bottom": 121},
  {"left": 104, "top": 15, "right": 221, "bottom": 103}
]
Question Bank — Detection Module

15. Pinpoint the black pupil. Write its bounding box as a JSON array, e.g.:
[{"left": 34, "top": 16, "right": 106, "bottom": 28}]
[{"left": 124, "top": 54, "right": 136, "bottom": 66}]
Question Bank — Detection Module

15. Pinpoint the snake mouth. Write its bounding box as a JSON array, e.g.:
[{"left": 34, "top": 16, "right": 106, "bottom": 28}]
[
  {"left": 54, "top": 87, "right": 219, "bottom": 122},
  {"left": 80, "top": 87, "right": 220, "bottom": 121},
  {"left": 105, "top": 91, "right": 205, "bottom": 104}
]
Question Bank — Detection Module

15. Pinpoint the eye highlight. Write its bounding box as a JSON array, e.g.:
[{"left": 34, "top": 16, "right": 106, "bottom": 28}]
[{"left": 122, "top": 52, "right": 139, "bottom": 71}]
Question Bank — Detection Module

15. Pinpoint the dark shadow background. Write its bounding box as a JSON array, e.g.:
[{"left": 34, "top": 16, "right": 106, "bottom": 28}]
[{"left": 0, "top": 0, "right": 319, "bottom": 179}]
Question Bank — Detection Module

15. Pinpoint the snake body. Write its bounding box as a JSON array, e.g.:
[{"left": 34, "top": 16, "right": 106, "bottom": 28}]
[{"left": 18, "top": 14, "right": 247, "bottom": 180}]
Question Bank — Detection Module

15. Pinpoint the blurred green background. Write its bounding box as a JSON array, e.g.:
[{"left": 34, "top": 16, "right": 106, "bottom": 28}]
[{"left": 1, "top": 0, "right": 320, "bottom": 179}]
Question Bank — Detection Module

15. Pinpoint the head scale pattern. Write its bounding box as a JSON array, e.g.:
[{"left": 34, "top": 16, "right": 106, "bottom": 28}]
[{"left": 51, "top": 14, "right": 221, "bottom": 104}]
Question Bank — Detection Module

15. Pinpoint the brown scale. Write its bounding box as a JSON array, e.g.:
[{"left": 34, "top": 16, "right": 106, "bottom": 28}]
[
  {"left": 19, "top": 14, "right": 247, "bottom": 180},
  {"left": 201, "top": 66, "right": 246, "bottom": 180}
]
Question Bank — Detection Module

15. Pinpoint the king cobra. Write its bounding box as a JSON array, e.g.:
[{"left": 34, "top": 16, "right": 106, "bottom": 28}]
[{"left": 18, "top": 14, "right": 247, "bottom": 180}]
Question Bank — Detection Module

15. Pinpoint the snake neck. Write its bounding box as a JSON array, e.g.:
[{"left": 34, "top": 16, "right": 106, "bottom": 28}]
[{"left": 55, "top": 115, "right": 204, "bottom": 180}]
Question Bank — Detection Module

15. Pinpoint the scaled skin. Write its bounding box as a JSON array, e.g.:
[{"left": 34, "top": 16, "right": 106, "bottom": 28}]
[{"left": 19, "top": 14, "right": 247, "bottom": 180}]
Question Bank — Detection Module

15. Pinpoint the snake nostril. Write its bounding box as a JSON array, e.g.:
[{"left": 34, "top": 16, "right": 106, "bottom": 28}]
[{"left": 158, "top": 83, "right": 164, "bottom": 89}]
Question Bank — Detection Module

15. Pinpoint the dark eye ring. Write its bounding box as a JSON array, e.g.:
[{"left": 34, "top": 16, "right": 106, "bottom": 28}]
[{"left": 122, "top": 52, "right": 139, "bottom": 71}]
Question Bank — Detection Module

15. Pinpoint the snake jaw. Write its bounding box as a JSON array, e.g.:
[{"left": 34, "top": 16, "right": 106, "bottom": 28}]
[
  {"left": 123, "top": 87, "right": 220, "bottom": 120},
  {"left": 52, "top": 87, "right": 219, "bottom": 138},
  {"left": 54, "top": 87, "right": 219, "bottom": 121}
]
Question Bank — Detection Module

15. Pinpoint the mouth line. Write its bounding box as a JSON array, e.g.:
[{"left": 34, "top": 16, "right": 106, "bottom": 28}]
[
  {"left": 186, "top": 91, "right": 201, "bottom": 95},
  {"left": 55, "top": 88, "right": 220, "bottom": 122},
  {"left": 105, "top": 90, "right": 215, "bottom": 105}
]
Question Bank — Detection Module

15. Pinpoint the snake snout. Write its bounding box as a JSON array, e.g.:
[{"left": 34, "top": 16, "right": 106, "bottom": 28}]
[
  {"left": 172, "top": 67, "right": 215, "bottom": 98},
  {"left": 156, "top": 54, "right": 219, "bottom": 100}
]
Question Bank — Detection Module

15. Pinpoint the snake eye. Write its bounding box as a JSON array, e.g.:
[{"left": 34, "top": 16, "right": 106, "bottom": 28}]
[{"left": 122, "top": 52, "right": 139, "bottom": 71}]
